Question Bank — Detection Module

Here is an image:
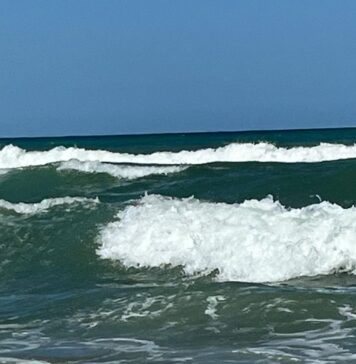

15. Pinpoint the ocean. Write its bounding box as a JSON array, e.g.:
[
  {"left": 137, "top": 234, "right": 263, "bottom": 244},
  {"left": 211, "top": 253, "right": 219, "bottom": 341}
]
[{"left": 2, "top": 128, "right": 356, "bottom": 363}]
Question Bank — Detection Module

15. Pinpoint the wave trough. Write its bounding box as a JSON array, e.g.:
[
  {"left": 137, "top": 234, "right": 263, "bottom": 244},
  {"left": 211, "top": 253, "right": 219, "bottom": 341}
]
[{"left": 98, "top": 194, "right": 356, "bottom": 283}]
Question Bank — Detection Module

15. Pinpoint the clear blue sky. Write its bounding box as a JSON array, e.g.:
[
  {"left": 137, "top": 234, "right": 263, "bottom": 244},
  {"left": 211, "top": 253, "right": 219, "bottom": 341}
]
[{"left": 1, "top": 0, "right": 356, "bottom": 137}]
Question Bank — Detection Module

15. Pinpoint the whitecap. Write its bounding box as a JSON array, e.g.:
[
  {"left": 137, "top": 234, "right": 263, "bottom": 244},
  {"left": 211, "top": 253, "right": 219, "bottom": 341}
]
[
  {"left": 0, "top": 196, "right": 99, "bottom": 215},
  {"left": 97, "top": 194, "right": 356, "bottom": 283},
  {"left": 57, "top": 160, "right": 187, "bottom": 179},
  {"left": 2, "top": 142, "right": 356, "bottom": 169}
]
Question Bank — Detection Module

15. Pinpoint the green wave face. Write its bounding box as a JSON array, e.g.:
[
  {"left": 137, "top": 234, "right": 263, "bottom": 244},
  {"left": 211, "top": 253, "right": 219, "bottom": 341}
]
[{"left": 1, "top": 158, "right": 356, "bottom": 207}]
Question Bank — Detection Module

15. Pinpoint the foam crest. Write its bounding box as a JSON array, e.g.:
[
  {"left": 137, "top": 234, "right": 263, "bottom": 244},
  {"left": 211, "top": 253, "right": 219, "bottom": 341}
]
[
  {"left": 57, "top": 160, "right": 186, "bottom": 179},
  {"left": 3, "top": 142, "right": 356, "bottom": 169},
  {"left": 0, "top": 196, "right": 99, "bottom": 214},
  {"left": 98, "top": 194, "right": 356, "bottom": 283}
]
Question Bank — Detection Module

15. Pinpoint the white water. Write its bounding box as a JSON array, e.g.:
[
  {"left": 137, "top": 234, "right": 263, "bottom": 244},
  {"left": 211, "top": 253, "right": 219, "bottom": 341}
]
[
  {"left": 205, "top": 296, "right": 225, "bottom": 320},
  {"left": 0, "top": 196, "right": 99, "bottom": 214},
  {"left": 57, "top": 160, "right": 187, "bottom": 179},
  {"left": 98, "top": 194, "right": 356, "bottom": 283},
  {"left": 0, "top": 169, "right": 9, "bottom": 175},
  {"left": 2, "top": 142, "right": 356, "bottom": 168}
]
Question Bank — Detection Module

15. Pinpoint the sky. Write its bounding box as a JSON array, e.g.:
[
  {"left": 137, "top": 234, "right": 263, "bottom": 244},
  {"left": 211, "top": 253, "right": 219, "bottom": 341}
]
[{"left": 1, "top": 0, "right": 356, "bottom": 137}]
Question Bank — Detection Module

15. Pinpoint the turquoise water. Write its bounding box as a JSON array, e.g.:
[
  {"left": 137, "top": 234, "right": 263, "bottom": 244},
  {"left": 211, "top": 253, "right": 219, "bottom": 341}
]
[{"left": 2, "top": 129, "right": 356, "bottom": 363}]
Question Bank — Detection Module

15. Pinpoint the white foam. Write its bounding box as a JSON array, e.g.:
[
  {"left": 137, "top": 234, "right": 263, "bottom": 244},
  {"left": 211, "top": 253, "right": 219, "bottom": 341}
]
[
  {"left": 3, "top": 142, "right": 356, "bottom": 169},
  {"left": 98, "top": 194, "right": 356, "bottom": 283},
  {"left": 57, "top": 160, "right": 186, "bottom": 179},
  {"left": 0, "top": 359, "right": 50, "bottom": 364},
  {"left": 205, "top": 296, "right": 225, "bottom": 320},
  {"left": 0, "top": 196, "right": 99, "bottom": 215}
]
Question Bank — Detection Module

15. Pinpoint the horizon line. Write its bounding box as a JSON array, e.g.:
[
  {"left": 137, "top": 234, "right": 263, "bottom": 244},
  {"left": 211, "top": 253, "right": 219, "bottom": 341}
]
[{"left": 1, "top": 125, "right": 356, "bottom": 140}]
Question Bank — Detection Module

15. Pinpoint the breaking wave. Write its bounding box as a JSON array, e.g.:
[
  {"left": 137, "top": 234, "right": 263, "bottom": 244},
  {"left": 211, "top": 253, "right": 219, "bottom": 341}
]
[
  {"left": 3, "top": 142, "right": 356, "bottom": 169},
  {"left": 98, "top": 194, "right": 356, "bottom": 283},
  {"left": 0, "top": 196, "right": 99, "bottom": 215},
  {"left": 57, "top": 160, "right": 187, "bottom": 179}
]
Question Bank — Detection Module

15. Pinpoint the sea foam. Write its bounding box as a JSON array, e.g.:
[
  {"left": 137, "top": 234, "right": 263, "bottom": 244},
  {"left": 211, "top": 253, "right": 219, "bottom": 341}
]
[
  {"left": 57, "top": 160, "right": 186, "bottom": 179},
  {"left": 2, "top": 142, "right": 356, "bottom": 169},
  {"left": 0, "top": 196, "right": 99, "bottom": 214},
  {"left": 98, "top": 194, "right": 356, "bottom": 283}
]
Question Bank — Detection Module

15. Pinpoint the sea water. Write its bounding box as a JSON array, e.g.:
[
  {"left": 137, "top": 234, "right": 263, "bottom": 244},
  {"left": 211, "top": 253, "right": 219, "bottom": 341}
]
[{"left": 2, "top": 128, "right": 356, "bottom": 363}]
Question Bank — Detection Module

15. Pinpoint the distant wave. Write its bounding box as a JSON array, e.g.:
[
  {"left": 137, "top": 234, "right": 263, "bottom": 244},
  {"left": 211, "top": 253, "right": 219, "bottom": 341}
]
[
  {"left": 98, "top": 194, "right": 356, "bottom": 283},
  {"left": 3, "top": 142, "right": 356, "bottom": 169},
  {"left": 0, "top": 196, "right": 99, "bottom": 214},
  {"left": 57, "top": 160, "right": 187, "bottom": 179}
]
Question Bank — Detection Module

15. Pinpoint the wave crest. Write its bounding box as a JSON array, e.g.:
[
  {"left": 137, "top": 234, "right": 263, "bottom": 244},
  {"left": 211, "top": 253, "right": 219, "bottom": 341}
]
[
  {"left": 0, "top": 196, "right": 99, "bottom": 214},
  {"left": 57, "top": 160, "right": 187, "bottom": 179},
  {"left": 97, "top": 194, "right": 356, "bottom": 283},
  {"left": 3, "top": 142, "right": 356, "bottom": 169}
]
